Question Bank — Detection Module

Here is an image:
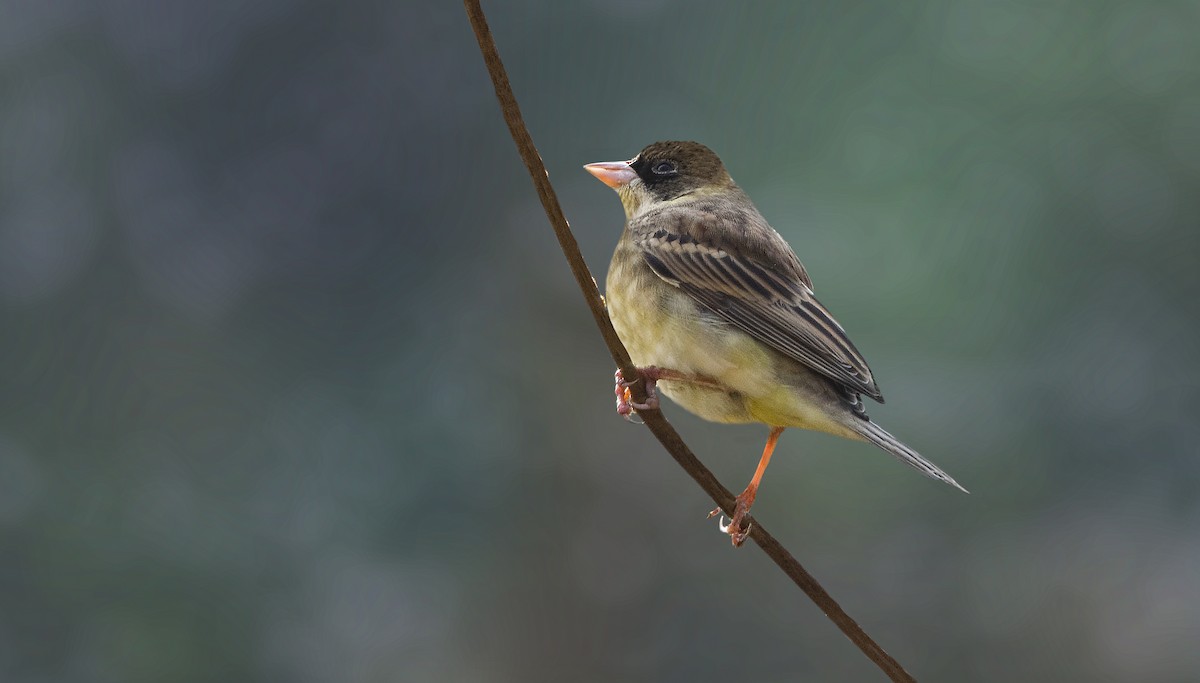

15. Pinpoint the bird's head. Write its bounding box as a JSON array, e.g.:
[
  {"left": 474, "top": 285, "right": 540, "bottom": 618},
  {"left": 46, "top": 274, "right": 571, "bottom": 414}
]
[{"left": 585, "top": 141, "right": 733, "bottom": 217}]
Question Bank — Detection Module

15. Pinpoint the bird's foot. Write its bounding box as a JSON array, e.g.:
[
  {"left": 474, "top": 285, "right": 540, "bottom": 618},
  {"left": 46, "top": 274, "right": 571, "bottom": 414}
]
[
  {"left": 614, "top": 368, "right": 660, "bottom": 422},
  {"left": 708, "top": 487, "right": 757, "bottom": 547},
  {"left": 613, "top": 366, "right": 721, "bottom": 422}
]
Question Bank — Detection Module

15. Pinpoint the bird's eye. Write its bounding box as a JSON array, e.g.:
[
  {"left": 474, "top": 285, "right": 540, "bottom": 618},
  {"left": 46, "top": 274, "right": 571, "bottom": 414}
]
[{"left": 652, "top": 160, "right": 677, "bottom": 175}]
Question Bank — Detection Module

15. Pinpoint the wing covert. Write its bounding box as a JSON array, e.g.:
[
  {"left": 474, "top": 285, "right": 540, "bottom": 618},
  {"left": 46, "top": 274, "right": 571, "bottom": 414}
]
[{"left": 633, "top": 217, "right": 884, "bottom": 401}]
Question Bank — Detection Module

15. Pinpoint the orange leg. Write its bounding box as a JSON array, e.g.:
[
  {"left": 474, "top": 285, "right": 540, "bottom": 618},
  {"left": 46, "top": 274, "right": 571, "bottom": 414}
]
[{"left": 710, "top": 426, "right": 785, "bottom": 546}]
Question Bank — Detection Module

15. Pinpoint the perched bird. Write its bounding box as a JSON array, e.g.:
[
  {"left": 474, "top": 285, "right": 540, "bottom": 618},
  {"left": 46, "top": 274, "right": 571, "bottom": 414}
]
[{"left": 585, "top": 141, "right": 965, "bottom": 546}]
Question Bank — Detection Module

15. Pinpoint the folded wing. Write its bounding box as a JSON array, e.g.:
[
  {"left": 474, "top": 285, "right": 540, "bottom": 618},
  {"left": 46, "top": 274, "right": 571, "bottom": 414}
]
[{"left": 633, "top": 213, "right": 884, "bottom": 402}]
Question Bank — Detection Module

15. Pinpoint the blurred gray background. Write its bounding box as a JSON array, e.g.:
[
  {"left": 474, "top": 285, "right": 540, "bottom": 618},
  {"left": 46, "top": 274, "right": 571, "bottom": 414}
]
[{"left": 1, "top": 1, "right": 1198, "bottom": 681}]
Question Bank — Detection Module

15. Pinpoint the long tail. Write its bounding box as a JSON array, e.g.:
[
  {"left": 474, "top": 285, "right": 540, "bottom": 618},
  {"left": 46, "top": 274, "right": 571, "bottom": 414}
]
[{"left": 849, "top": 420, "right": 968, "bottom": 493}]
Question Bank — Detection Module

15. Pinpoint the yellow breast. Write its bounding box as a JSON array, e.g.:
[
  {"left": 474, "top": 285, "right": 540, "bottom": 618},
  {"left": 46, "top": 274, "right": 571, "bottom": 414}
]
[
  {"left": 606, "top": 235, "right": 770, "bottom": 423},
  {"left": 604, "top": 232, "right": 862, "bottom": 440}
]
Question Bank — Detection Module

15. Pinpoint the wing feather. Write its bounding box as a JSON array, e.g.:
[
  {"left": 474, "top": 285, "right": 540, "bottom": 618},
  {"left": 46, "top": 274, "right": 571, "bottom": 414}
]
[{"left": 632, "top": 211, "right": 884, "bottom": 401}]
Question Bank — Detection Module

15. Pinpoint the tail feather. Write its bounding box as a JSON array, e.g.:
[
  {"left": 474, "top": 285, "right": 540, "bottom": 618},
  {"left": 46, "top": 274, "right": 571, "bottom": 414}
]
[{"left": 850, "top": 420, "right": 968, "bottom": 493}]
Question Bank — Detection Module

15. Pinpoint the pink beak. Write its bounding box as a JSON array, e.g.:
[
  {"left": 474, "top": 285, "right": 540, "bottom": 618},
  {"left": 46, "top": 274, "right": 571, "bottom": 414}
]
[{"left": 583, "top": 160, "right": 637, "bottom": 189}]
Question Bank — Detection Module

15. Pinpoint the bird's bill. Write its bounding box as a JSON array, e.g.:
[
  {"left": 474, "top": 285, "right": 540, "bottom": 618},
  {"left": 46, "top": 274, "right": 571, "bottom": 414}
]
[{"left": 583, "top": 160, "right": 636, "bottom": 189}]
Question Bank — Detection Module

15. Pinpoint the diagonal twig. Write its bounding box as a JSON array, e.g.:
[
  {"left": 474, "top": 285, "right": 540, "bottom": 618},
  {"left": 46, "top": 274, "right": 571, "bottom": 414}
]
[{"left": 462, "top": 2, "right": 917, "bottom": 681}]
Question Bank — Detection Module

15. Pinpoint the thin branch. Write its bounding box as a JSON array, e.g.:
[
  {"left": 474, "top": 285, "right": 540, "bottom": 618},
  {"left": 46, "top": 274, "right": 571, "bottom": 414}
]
[{"left": 462, "top": 3, "right": 917, "bottom": 681}]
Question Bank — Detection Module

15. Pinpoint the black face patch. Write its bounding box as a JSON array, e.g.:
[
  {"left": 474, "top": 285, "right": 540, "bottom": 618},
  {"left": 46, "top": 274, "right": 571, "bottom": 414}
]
[
  {"left": 631, "top": 154, "right": 688, "bottom": 200},
  {"left": 631, "top": 155, "right": 676, "bottom": 181},
  {"left": 629, "top": 141, "right": 729, "bottom": 202}
]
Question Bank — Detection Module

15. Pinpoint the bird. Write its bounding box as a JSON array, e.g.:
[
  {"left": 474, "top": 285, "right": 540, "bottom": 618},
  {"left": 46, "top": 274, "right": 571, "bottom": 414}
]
[{"left": 584, "top": 141, "right": 965, "bottom": 546}]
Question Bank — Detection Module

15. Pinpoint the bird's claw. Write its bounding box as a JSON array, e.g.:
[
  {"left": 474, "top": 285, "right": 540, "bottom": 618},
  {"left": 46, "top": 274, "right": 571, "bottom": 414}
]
[
  {"left": 614, "top": 368, "right": 659, "bottom": 421},
  {"left": 709, "top": 498, "right": 754, "bottom": 547}
]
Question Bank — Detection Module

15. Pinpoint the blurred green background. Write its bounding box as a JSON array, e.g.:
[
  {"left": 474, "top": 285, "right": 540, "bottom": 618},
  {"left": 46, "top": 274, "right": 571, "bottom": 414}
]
[{"left": 1, "top": 1, "right": 1198, "bottom": 681}]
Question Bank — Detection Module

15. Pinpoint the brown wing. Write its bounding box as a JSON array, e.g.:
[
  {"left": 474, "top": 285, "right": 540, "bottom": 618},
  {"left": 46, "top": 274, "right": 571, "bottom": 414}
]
[{"left": 630, "top": 205, "right": 884, "bottom": 401}]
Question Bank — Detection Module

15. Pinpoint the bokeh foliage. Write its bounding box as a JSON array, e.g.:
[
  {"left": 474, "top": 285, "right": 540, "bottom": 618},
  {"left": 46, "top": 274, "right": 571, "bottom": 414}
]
[{"left": 0, "top": 1, "right": 1197, "bottom": 681}]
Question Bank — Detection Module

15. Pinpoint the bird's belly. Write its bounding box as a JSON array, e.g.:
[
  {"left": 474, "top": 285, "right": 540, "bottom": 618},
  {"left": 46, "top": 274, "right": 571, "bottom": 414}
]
[
  {"left": 655, "top": 381, "right": 751, "bottom": 424},
  {"left": 607, "top": 269, "right": 776, "bottom": 424},
  {"left": 606, "top": 260, "right": 860, "bottom": 437}
]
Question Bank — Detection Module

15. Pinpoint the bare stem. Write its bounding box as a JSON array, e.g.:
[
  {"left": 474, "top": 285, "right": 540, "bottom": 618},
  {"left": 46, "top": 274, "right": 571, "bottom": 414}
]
[{"left": 462, "top": 2, "right": 917, "bottom": 681}]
